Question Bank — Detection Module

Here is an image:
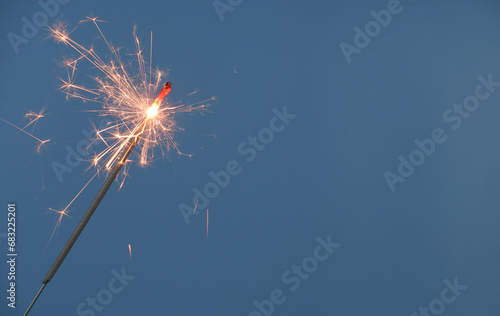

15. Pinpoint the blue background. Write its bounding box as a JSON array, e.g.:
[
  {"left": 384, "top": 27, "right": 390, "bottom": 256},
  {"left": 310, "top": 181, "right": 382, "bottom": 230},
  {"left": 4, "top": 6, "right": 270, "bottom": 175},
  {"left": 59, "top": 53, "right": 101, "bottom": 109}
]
[{"left": 1, "top": 0, "right": 500, "bottom": 315}]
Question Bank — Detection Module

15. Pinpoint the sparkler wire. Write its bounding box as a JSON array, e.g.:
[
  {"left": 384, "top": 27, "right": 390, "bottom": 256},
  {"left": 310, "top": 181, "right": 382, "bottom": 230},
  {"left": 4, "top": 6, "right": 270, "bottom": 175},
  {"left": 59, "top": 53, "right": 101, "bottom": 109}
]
[{"left": 25, "top": 120, "right": 147, "bottom": 315}]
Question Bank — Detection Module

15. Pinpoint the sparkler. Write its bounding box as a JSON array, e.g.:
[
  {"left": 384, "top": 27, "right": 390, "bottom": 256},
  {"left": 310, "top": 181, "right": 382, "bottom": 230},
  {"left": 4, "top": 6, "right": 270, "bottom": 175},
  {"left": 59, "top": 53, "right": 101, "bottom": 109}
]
[
  {"left": 25, "top": 17, "right": 212, "bottom": 315},
  {"left": 26, "top": 81, "right": 171, "bottom": 316}
]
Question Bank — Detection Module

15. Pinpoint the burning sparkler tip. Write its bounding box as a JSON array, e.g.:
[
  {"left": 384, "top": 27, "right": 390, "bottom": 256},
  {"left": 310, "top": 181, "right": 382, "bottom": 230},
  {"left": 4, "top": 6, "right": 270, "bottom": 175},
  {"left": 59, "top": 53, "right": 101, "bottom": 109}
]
[{"left": 148, "top": 81, "right": 172, "bottom": 117}]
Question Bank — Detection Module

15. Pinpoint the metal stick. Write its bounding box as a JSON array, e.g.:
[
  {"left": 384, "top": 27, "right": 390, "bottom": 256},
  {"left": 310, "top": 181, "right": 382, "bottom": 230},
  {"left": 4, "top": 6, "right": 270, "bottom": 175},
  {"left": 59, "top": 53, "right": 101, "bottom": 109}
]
[
  {"left": 25, "top": 81, "right": 171, "bottom": 315},
  {"left": 24, "top": 283, "right": 46, "bottom": 316},
  {"left": 25, "top": 121, "right": 145, "bottom": 315}
]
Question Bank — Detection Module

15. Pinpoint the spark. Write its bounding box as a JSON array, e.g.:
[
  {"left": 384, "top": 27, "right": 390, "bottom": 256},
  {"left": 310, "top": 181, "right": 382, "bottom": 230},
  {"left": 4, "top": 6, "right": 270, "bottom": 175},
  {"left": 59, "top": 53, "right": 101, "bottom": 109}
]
[
  {"left": 0, "top": 116, "right": 50, "bottom": 152},
  {"left": 206, "top": 209, "right": 209, "bottom": 240},
  {"left": 193, "top": 199, "right": 198, "bottom": 215},
  {"left": 46, "top": 172, "right": 99, "bottom": 247},
  {"left": 45, "top": 208, "right": 72, "bottom": 250},
  {"left": 23, "top": 107, "right": 47, "bottom": 130},
  {"left": 128, "top": 244, "right": 132, "bottom": 262},
  {"left": 233, "top": 65, "right": 237, "bottom": 74}
]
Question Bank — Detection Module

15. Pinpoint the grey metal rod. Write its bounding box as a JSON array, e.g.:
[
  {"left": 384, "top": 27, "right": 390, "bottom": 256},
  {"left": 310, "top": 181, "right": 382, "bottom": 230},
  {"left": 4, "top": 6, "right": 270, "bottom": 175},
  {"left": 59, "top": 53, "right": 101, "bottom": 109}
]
[
  {"left": 25, "top": 121, "right": 146, "bottom": 315},
  {"left": 24, "top": 283, "right": 46, "bottom": 316},
  {"left": 44, "top": 129, "right": 141, "bottom": 284}
]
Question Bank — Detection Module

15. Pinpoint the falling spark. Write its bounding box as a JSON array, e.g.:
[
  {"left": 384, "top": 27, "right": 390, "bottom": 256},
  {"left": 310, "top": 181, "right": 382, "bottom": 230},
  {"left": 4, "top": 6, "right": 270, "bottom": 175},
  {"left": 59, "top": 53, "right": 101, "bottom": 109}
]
[
  {"left": 233, "top": 65, "right": 237, "bottom": 74},
  {"left": 46, "top": 208, "right": 72, "bottom": 248},
  {"left": 0, "top": 116, "right": 50, "bottom": 152},
  {"left": 193, "top": 198, "right": 198, "bottom": 215},
  {"left": 206, "top": 209, "right": 209, "bottom": 240},
  {"left": 1, "top": 108, "right": 48, "bottom": 192},
  {"left": 23, "top": 107, "right": 47, "bottom": 130},
  {"left": 128, "top": 244, "right": 132, "bottom": 262},
  {"left": 46, "top": 172, "right": 99, "bottom": 244}
]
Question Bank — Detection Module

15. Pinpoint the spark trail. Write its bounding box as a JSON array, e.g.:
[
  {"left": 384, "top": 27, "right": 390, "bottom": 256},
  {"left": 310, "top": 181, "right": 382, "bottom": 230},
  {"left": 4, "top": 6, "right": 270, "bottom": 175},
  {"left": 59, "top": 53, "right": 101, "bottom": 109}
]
[{"left": 0, "top": 110, "right": 50, "bottom": 152}]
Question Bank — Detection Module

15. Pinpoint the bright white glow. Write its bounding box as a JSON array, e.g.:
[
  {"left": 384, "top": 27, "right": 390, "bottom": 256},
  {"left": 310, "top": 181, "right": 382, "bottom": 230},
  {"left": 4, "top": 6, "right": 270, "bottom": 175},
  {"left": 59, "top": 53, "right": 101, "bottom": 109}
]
[{"left": 147, "top": 105, "right": 159, "bottom": 118}]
